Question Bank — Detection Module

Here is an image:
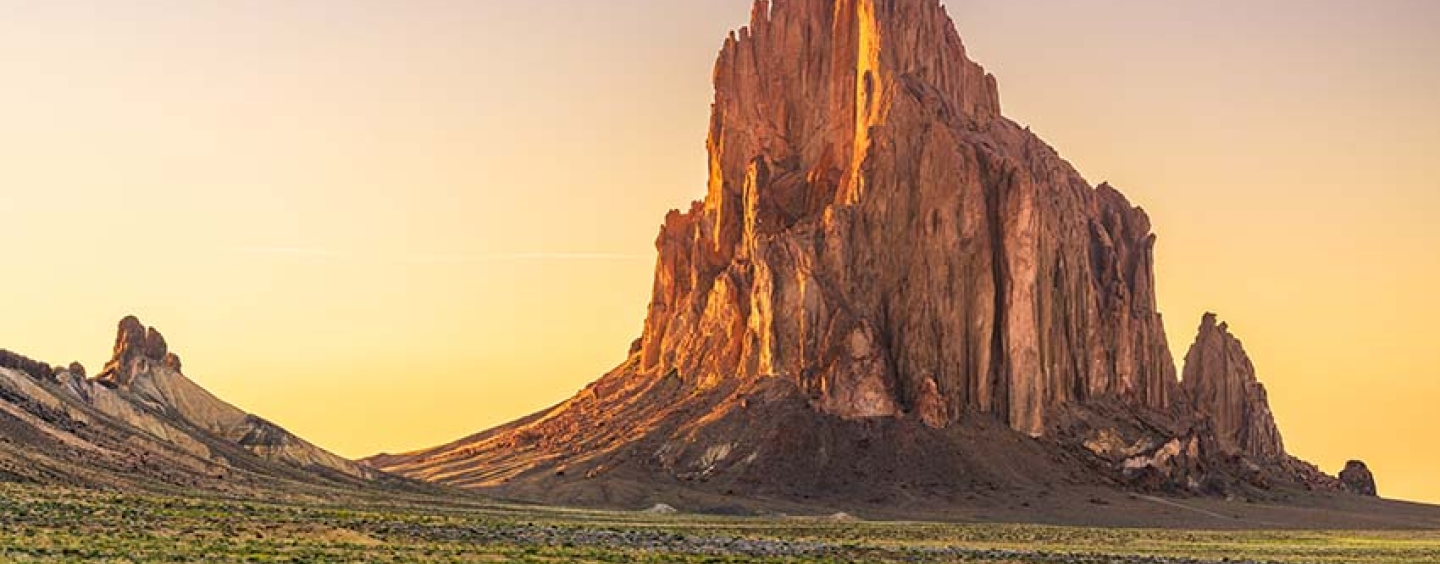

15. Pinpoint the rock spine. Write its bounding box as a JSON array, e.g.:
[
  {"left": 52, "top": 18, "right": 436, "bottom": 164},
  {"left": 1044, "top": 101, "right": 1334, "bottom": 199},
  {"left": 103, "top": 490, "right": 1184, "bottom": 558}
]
[
  {"left": 95, "top": 315, "right": 183, "bottom": 388},
  {"left": 1181, "top": 314, "right": 1285, "bottom": 459}
]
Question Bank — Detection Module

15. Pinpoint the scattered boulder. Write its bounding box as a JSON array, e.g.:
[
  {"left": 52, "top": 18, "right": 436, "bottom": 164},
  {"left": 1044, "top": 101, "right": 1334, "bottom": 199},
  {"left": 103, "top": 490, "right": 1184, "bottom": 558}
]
[
  {"left": 1340, "top": 460, "right": 1378, "bottom": 497},
  {"left": 1121, "top": 436, "right": 1205, "bottom": 492}
]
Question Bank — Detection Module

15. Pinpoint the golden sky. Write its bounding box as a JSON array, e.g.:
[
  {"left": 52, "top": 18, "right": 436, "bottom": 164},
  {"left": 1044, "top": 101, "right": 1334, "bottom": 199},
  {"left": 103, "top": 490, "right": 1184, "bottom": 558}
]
[{"left": 3, "top": 1, "right": 1438, "bottom": 503}]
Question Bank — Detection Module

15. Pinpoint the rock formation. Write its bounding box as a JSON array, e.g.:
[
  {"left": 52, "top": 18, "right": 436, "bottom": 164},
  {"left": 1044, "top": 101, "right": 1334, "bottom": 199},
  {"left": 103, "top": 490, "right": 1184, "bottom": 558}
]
[
  {"left": 95, "top": 315, "right": 172, "bottom": 388},
  {"left": 1340, "top": 460, "right": 1378, "bottom": 496},
  {"left": 0, "top": 316, "right": 380, "bottom": 491},
  {"left": 637, "top": 0, "right": 1174, "bottom": 437},
  {"left": 1181, "top": 314, "right": 1285, "bottom": 459},
  {"left": 372, "top": 0, "right": 1384, "bottom": 515}
]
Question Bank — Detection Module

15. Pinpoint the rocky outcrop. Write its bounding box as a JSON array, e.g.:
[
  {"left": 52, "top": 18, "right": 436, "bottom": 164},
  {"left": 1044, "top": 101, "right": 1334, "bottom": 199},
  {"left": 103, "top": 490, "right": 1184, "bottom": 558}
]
[
  {"left": 636, "top": 0, "right": 1174, "bottom": 437},
  {"left": 1340, "top": 460, "right": 1378, "bottom": 496},
  {"left": 94, "top": 316, "right": 172, "bottom": 388},
  {"left": 1181, "top": 314, "right": 1285, "bottom": 460},
  {"left": 1, "top": 314, "right": 429, "bottom": 495},
  {"left": 94, "top": 317, "right": 369, "bottom": 478},
  {"left": 373, "top": 0, "right": 1372, "bottom": 515},
  {"left": 0, "top": 316, "right": 377, "bottom": 485}
]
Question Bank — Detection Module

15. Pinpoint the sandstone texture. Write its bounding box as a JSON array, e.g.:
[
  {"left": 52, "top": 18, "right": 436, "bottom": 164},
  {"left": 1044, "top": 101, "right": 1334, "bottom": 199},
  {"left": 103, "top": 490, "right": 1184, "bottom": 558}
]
[
  {"left": 95, "top": 315, "right": 171, "bottom": 388},
  {"left": 638, "top": 0, "right": 1173, "bottom": 437},
  {"left": 1181, "top": 314, "right": 1285, "bottom": 459},
  {"left": 371, "top": 0, "right": 1378, "bottom": 514}
]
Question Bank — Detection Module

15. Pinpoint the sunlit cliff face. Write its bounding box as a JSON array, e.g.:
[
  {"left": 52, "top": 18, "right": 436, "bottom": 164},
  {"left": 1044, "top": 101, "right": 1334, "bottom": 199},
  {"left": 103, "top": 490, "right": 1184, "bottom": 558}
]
[
  {"left": 848, "top": 0, "right": 884, "bottom": 202},
  {"left": 1, "top": 0, "right": 1438, "bottom": 502},
  {"left": 635, "top": 0, "right": 1170, "bottom": 439}
]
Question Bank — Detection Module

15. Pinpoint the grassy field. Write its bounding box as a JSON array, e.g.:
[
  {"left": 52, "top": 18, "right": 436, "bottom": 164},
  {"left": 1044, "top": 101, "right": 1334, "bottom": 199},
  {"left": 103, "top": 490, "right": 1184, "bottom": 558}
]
[{"left": 0, "top": 484, "right": 1436, "bottom": 563}]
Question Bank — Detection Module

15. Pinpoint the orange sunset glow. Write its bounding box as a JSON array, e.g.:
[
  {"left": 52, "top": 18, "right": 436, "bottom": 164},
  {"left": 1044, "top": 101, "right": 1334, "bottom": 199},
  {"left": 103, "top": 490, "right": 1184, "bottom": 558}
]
[{"left": 3, "top": 0, "right": 1438, "bottom": 509}]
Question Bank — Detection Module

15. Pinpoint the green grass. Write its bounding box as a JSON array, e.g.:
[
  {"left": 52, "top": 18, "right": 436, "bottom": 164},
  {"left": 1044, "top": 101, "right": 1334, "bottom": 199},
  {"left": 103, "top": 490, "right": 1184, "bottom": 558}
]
[{"left": 0, "top": 484, "right": 1435, "bottom": 563}]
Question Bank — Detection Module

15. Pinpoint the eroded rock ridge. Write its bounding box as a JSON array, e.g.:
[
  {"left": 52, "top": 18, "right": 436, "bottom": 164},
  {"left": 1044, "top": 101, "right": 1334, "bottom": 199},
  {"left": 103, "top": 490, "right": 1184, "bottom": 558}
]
[{"left": 0, "top": 316, "right": 375, "bottom": 489}]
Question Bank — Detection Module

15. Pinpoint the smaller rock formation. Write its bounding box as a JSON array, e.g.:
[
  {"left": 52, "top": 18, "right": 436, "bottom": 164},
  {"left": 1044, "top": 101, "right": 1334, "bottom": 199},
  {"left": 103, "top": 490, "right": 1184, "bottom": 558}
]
[
  {"left": 0, "top": 316, "right": 384, "bottom": 492},
  {"left": 1182, "top": 314, "right": 1285, "bottom": 459},
  {"left": 1340, "top": 460, "right": 1378, "bottom": 497},
  {"left": 94, "top": 316, "right": 171, "bottom": 388}
]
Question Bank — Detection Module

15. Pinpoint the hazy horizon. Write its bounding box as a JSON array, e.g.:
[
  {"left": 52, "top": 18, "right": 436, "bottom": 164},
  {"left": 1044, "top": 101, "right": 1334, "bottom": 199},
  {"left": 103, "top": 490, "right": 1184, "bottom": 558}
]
[{"left": 3, "top": 1, "right": 1438, "bottom": 503}]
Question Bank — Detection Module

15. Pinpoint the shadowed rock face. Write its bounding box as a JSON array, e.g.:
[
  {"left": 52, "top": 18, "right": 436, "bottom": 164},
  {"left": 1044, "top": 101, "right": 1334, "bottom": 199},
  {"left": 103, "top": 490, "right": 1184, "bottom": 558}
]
[
  {"left": 637, "top": 0, "right": 1174, "bottom": 437},
  {"left": 1181, "top": 314, "right": 1286, "bottom": 460},
  {"left": 1340, "top": 460, "right": 1378, "bottom": 497}
]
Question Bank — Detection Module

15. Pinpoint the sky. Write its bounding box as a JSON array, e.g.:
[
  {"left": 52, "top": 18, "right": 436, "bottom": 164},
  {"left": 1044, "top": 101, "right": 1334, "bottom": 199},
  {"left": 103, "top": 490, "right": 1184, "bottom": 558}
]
[{"left": 1, "top": 0, "right": 1438, "bottom": 503}]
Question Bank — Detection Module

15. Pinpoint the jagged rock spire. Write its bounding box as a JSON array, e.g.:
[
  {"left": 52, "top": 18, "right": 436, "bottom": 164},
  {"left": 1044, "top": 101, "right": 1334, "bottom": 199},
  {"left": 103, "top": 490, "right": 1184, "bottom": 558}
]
[
  {"left": 637, "top": 0, "right": 1176, "bottom": 436},
  {"left": 1182, "top": 314, "right": 1286, "bottom": 459},
  {"left": 95, "top": 316, "right": 183, "bottom": 388},
  {"left": 372, "top": 1, "right": 1374, "bottom": 512}
]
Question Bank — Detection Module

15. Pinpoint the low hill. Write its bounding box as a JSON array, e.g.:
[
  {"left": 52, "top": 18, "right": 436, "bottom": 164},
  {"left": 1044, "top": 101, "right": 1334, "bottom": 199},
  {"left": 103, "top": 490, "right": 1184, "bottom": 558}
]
[{"left": 0, "top": 316, "right": 417, "bottom": 498}]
